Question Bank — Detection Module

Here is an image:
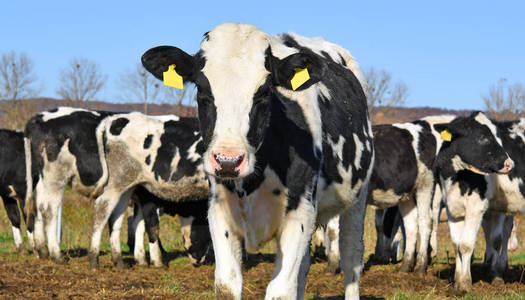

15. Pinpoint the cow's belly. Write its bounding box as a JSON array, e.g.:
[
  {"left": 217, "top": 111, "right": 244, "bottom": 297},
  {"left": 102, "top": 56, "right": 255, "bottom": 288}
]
[
  {"left": 366, "top": 188, "right": 407, "bottom": 209},
  {"left": 489, "top": 175, "right": 525, "bottom": 214},
  {"left": 317, "top": 175, "right": 368, "bottom": 224}
]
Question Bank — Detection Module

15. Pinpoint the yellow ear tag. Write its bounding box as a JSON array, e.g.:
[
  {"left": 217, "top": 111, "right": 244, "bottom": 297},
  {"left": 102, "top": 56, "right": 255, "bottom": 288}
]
[
  {"left": 440, "top": 129, "right": 452, "bottom": 142},
  {"left": 163, "top": 64, "right": 183, "bottom": 89},
  {"left": 290, "top": 68, "right": 310, "bottom": 91}
]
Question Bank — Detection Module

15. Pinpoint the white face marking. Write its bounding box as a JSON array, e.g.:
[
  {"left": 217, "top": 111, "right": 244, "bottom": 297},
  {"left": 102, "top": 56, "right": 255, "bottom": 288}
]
[
  {"left": 40, "top": 106, "right": 99, "bottom": 122},
  {"left": 474, "top": 112, "right": 503, "bottom": 146}
]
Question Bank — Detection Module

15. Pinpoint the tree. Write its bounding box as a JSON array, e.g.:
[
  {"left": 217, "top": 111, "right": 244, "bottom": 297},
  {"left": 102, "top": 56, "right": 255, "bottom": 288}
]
[
  {"left": 57, "top": 57, "right": 106, "bottom": 105},
  {"left": 162, "top": 82, "right": 197, "bottom": 115},
  {"left": 0, "top": 51, "right": 40, "bottom": 129},
  {"left": 117, "top": 63, "right": 162, "bottom": 114},
  {"left": 483, "top": 78, "right": 525, "bottom": 119},
  {"left": 364, "top": 67, "right": 409, "bottom": 115}
]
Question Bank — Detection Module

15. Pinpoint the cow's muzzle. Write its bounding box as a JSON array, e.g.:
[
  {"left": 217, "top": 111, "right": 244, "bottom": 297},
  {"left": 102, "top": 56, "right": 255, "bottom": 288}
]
[
  {"left": 498, "top": 158, "right": 514, "bottom": 174},
  {"left": 211, "top": 150, "right": 245, "bottom": 178}
]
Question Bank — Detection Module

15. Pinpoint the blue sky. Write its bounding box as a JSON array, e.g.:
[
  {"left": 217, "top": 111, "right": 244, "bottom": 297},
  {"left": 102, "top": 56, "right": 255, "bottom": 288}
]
[{"left": 1, "top": 1, "right": 524, "bottom": 110}]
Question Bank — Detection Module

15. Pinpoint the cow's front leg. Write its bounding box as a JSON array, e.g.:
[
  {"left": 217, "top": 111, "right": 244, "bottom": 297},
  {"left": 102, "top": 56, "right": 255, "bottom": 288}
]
[
  {"left": 339, "top": 188, "right": 367, "bottom": 300},
  {"left": 209, "top": 183, "right": 243, "bottom": 299},
  {"left": 266, "top": 197, "right": 316, "bottom": 300}
]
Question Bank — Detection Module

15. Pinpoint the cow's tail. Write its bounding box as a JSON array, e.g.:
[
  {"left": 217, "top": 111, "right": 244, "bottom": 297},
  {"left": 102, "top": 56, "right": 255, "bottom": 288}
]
[
  {"left": 90, "top": 119, "right": 110, "bottom": 201},
  {"left": 23, "top": 135, "right": 34, "bottom": 222}
]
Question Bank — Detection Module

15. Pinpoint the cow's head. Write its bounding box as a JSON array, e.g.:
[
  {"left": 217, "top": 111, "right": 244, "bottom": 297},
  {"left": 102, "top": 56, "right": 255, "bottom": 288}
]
[
  {"left": 142, "top": 23, "right": 323, "bottom": 179},
  {"left": 180, "top": 215, "right": 211, "bottom": 266},
  {"left": 435, "top": 111, "right": 514, "bottom": 175}
]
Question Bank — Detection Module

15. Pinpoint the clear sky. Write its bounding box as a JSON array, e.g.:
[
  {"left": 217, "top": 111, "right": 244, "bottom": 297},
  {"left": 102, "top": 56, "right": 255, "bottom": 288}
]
[{"left": 1, "top": 1, "right": 524, "bottom": 110}]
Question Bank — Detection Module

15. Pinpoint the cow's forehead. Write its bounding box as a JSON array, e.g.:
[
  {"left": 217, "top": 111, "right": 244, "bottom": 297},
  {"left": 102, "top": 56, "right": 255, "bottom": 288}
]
[
  {"left": 200, "top": 23, "right": 271, "bottom": 99},
  {"left": 473, "top": 112, "right": 503, "bottom": 145}
]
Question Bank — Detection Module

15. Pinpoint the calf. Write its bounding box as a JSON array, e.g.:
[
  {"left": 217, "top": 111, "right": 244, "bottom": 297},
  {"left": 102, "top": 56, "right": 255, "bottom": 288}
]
[
  {"left": 25, "top": 107, "right": 112, "bottom": 263},
  {"left": 434, "top": 112, "right": 515, "bottom": 294},
  {"left": 0, "top": 129, "right": 30, "bottom": 253},
  {"left": 88, "top": 112, "right": 208, "bottom": 269},
  {"left": 127, "top": 185, "right": 211, "bottom": 267},
  {"left": 143, "top": 23, "right": 374, "bottom": 299}
]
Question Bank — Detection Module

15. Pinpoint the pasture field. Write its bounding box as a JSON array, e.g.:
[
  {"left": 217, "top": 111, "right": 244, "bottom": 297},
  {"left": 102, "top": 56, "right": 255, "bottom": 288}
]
[{"left": 0, "top": 190, "right": 524, "bottom": 299}]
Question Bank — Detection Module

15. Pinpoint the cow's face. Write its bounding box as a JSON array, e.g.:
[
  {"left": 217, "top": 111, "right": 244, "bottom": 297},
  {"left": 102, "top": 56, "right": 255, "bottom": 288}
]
[
  {"left": 142, "top": 23, "right": 323, "bottom": 179},
  {"left": 180, "top": 216, "right": 211, "bottom": 266},
  {"left": 435, "top": 112, "right": 514, "bottom": 175}
]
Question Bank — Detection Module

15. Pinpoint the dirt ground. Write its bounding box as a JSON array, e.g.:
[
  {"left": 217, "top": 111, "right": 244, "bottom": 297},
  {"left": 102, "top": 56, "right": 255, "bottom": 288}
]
[
  {"left": 1, "top": 223, "right": 525, "bottom": 299},
  {"left": 0, "top": 197, "right": 524, "bottom": 299}
]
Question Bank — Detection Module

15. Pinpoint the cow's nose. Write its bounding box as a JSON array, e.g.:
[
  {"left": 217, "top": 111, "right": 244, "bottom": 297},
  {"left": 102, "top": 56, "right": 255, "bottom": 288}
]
[
  {"left": 211, "top": 150, "right": 245, "bottom": 177},
  {"left": 499, "top": 158, "right": 514, "bottom": 174}
]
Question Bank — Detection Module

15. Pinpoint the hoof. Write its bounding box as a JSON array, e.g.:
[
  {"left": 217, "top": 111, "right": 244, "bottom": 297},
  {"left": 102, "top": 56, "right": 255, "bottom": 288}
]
[
  {"left": 414, "top": 263, "right": 427, "bottom": 274},
  {"left": 492, "top": 276, "right": 505, "bottom": 285},
  {"left": 16, "top": 246, "right": 28, "bottom": 256},
  {"left": 37, "top": 248, "right": 49, "bottom": 259},
  {"left": 114, "top": 258, "right": 126, "bottom": 269},
  {"left": 88, "top": 253, "right": 99, "bottom": 270},
  {"left": 52, "top": 256, "right": 67, "bottom": 265},
  {"left": 399, "top": 262, "right": 411, "bottom": 273},
  {"left": 325, "top": 262, "right": 341, "bottom": 274},
  {"left": 454, "top": 280, "right": 472, "bottom": 295}
]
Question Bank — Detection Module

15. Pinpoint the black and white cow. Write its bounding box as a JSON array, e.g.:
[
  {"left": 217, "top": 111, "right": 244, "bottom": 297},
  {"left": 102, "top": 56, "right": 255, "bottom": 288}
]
[
  {"left": 315, "top": 115, "right": 458, "bottom": 274},
  {"left": 25, "top": 107, "right": 113, "bottom": 263},
  {"left": 127, "top": 185, "right": 211, "bottom": 267},
  {"left": 88, "top": 112, "right": 209, "bottom": 269},
  {"left": 0, "top": 129, "right": 31, "bottom": 253},
  {"left": 434, "top": 112, "right": 515, "bottom": 294},
  {"left": 143, "top": 23, "right": 374, "bottom": 299},
  {"left": 373, "top": 206, "right": 404, "bottom": 265},
  {"left": 25, "top": 108, "right": 209, "bottom": 268}
]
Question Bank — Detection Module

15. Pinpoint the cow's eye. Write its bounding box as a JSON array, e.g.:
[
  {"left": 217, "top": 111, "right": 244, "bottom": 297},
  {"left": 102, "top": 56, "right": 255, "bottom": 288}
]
[{"left": 478, "top": 137, "right": 490, "bottom": 145}]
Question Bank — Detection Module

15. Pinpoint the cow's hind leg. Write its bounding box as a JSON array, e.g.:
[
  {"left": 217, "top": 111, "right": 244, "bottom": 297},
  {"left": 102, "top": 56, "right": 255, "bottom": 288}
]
[
  {"left": 36, "top": 180, "right": 65, "bottom": 264},
  {"left": 266, "top": 198, "right": 316, "bottom": 300},
  {"left": 89, "top": 188, "right": 129, "bottom": 269},
  {"left": 398, "top": 200, "right": 417, "bottom": 272},
  {"left": 127, "top": 204, "right": 147, "bottom": 266},
  {"left": 414, "top": 184, "right": 433, "bottom": 273},
  {"left": 143, "top": 201, "right": 164, "bottom": 267},
  {"left": 324, "top": 214, "right": 341, "bottom": 274},
  {"left": 2, "top": 196, "right": 25, "bottom": 253},
  {"left": 107, "top": 190, "right": 132, "bottom": 269},
  {"left": 339, "top": 189, "right": 367, "bottom": 300}
]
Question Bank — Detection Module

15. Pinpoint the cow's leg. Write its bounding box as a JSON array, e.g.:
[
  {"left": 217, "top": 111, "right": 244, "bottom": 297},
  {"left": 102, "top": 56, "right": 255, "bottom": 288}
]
[
  {"left": 209, "top": 185, "right": 243, "bottom": 299},
  {"left": 324, "top": 214, "right": 340, "bottom": 274},
  {"left": 481, "top": 211, "right": 500, "bottom": 267},
  {"left": 128, "top": 204, "right": 147, "bottom": 266},
  {"left": 126, "top": 205, "right": 139, "bottom": 252},
  {"left": 266, "top": 198, "right": 316, "bottom": 300},
  {"left": 2, "top": 196, "right": 25, "bottom": 253},
  {"left": 89, "top": 188, "right": 129, "bottom": 269},
  {"left": 398, "top": 200, "right": 417, "bottom": 272},
  {"left": 414, "top": 184, "right": 433, "bottom": 273},
  {"left": 26, "top": 206, "right": 35, "bottom": 254},
  {"left": 32, "top": 186, "right": 47, "bottom": 259},
  {"left": 429, "top": 184, "right": 442, "bottom": 261},
  {"left": 450, "top": 199, "right": 485, "bottom": 294},
  {"left": 508, "top": 219, "right": 518, "bottom": 252},
  {"left": 143, "top": 201, "right": 163, "bottom": 267},
  {"left": 311, "top": 226, "right": 326, "bottom": 260},
  {"left": 339, "top": 189, "right": 367, "bottom": 300},
  {"left": 36, "top": 179, "right": 65, "bottom": 264},
  {"left": 107, "top": 190, "right": 132, "bottom": 269},
  {"left": 373, "top": 208, "right": 390, "bottom": 264},
  {"left": 492, "top": 215, "right": 513, "bottom": 283},
  {"left": 391, "top": 218, "right": 404, "bottom": 263}
]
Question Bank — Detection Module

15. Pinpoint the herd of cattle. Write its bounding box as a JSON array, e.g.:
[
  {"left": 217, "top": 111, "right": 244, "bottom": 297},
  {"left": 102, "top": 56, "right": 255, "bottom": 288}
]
[{"left": 0, "top": 23, "right": 524, "bottom": 299}]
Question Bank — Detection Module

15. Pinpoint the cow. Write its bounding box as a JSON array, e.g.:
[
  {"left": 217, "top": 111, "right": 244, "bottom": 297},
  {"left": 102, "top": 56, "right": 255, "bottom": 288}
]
[
  {"left": 434, "top": 111, "right": 515, "bottom": 294},
  {"left": 373, "top": 206, "right": 404, "bottom": 265},
  {"left": 127, "top": 185, "right": 211, "bottom": 267},
  {"left": 24, "top": 108, "right": 209, "bottom": 268},
  {"left": 142, "top": 22, "right": 374, "bottom": 300},
  {"left": 313, "top": 115, "right": 458, "bottom": 274},
  {"left": 0, "top": 129, "right": 31, "bottom": 254},
  {"left": 25, "top": 107, "right": 113, "bottom": 263},
  {"left": 87, "top": 112, "right": 208, "bottom": 269}
]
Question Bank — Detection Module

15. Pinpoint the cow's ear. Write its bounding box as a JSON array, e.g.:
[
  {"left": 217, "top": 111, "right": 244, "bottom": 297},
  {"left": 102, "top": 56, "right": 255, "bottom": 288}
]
[
  {"left": 142, "top": 46, "right": 196, "bottom": 82},
  {"left": 434, "top": 123, "right": 464, "bottom": 142},
  {"left": 273, "top": 53, "right": 323, "bottom": 91}
]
